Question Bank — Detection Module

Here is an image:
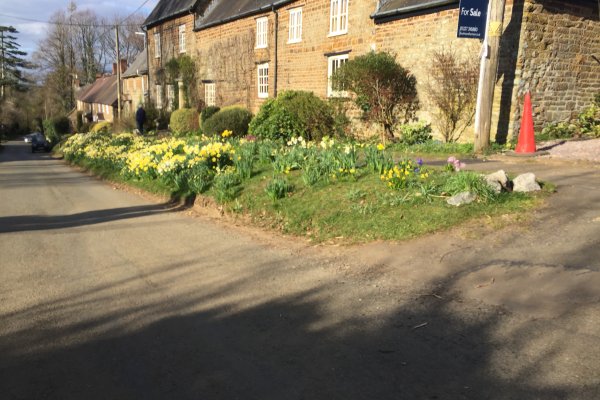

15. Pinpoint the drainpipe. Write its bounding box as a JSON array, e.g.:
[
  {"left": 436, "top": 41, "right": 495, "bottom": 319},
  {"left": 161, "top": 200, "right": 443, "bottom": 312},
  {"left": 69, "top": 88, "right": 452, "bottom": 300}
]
[{"left": 272, "top": 5, "right": 279, "bottom": 97}]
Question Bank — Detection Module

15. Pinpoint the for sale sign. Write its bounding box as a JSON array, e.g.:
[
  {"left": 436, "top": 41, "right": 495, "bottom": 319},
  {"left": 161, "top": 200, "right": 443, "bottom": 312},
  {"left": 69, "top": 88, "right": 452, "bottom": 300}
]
[{"left": 457, "top": 0, "right": 489, "bottom": 39}]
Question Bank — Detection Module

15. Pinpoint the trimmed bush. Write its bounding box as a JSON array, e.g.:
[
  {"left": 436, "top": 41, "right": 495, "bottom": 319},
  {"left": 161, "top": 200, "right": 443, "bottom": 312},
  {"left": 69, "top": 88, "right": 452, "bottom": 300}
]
[
  {"left": 249, "top": 90, "right": 334, "bottom": 142},
  {"left": 398, "top": 121, "right": 433, "bottom": 145},
  {"left": 203, "top": 106, "right": 252, "bottom": 137},
  {"left": 43, "top": 116, "right": 71, "bottom": 143},
  {"left": 200, "top": 106, "right": 220, "bottom": 126},
  {"left": 170, "top": 108, "right": 199, "bottom": 136},
  {"left": 90, "top": 121, "right": 113, "bottom": 134}
]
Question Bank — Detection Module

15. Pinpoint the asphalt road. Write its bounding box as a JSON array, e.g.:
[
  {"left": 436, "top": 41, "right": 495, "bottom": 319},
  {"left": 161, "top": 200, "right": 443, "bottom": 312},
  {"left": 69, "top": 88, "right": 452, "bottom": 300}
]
[{"left": 1, "top": 140, "right": 599, "bottom": 399}]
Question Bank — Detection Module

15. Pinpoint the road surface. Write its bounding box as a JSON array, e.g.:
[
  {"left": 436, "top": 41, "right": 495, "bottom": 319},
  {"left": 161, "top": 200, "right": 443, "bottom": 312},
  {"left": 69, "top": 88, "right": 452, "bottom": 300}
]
[{"left": 1, "top": 140, "right": 599, "bottom": 399}]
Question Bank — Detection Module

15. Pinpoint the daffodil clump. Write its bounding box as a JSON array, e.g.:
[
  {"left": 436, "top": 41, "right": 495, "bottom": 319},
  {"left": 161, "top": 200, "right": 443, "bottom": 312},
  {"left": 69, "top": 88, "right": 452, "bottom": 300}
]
[{"left": 381, "top": 158, "right": 429, "bottom": 190}]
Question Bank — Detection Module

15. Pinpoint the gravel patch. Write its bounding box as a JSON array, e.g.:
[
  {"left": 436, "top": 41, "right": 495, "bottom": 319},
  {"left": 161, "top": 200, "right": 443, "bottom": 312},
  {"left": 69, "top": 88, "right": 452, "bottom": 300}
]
[{"left": 538, "top": 138, "right": 600, "bottom": 163}]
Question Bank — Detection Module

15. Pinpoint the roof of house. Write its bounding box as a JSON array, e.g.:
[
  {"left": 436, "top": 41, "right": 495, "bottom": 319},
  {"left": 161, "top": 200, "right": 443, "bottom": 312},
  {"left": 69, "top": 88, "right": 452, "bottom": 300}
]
[
  {"left": 143, "top": 0, "right": 199, "bottom": 28},
  {"left": 122, "top": 48, "right": 148, "bottom": 78},
  {"left": 195, "top": 0, "right": 295, "bottom": 30},
  {"left": 76, "top": 75, "right": 118, "bottom": 107},
  {"left": 372, "top": 0, "right": 458, "bottom": 19}
]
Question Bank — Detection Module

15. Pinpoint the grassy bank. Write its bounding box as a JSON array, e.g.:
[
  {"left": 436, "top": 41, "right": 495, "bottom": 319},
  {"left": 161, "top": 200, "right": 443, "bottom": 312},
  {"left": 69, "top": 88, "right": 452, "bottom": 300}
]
[{"left": 59, "top": 132, "right": 550, "bottom": 243}]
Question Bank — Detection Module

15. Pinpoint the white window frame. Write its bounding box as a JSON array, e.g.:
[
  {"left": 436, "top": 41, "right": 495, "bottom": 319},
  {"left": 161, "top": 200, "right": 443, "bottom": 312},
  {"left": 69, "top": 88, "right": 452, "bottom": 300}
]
[
  {"left": 205, "top": 83, "right": 216, "bottom": 107},
  {"left": 256, "top": 17, "right": 268, "bottom": 49},
  {"left": 167, "top": 84, "right": 175, "bottom": 110},
  {"left": 288, "top": 8, "right": 302, "bottom": 43},
  {"left": 154, "top": 32, "right": 161, "bottom": 58},
  {"left": 179, "top": 24, "right": 186, "bottom": 53},
  {"left": 329, "top": 0, "right": 348, "bottom": 36},
  {"left": 327, "top": 54, "right": 349, "bottom": 97},
  {"left": 257, "top": 63, "right": 269, "bottom": 98},
  {"left": 155, "top": 84, "right": 163, "bottom": 108}
]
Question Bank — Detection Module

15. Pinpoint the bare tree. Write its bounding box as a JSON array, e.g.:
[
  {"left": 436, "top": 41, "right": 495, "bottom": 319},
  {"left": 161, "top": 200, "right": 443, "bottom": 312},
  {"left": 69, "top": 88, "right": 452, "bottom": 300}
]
[{"left": 425, "top": 49, "right": 479, "bottom": 143}]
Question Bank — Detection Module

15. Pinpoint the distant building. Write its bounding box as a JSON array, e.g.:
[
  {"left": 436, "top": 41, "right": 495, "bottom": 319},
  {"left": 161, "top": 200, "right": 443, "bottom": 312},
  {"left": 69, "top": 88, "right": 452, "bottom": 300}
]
[
  {"left": 75, "top": 61, "right": 127, "bottom": 123},
  {"left": 122, "top": 48, "right": 149, "bottom": 116}
]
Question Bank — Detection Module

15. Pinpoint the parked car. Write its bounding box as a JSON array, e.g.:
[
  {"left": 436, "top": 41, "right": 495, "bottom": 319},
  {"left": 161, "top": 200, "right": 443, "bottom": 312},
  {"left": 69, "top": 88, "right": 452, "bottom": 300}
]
[
  {"left": 31, "top": 133, "right": 51, "bottom": 152},
  {"left": 24, "top": 133, "right": 34, "bottom": 143}
]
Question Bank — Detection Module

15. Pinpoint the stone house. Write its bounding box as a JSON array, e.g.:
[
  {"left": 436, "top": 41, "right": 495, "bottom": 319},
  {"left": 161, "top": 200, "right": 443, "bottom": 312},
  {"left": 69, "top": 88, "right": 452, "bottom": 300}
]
[
  {"left": 142, "top": 0, "right": 600, "bottom": 141},
  {"left": 122, "top": 48, "right": 149, "bottom": 116},
  {"left": 75, "top": 61, "right": 127, "bottom": 123}
]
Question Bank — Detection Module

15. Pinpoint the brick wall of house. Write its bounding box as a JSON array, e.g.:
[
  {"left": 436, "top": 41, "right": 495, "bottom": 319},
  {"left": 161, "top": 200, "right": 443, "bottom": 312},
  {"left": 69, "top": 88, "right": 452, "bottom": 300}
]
[
  {"left": 511, "top": 0, "right": 600, "bottom": 135},
  {"left": 122, "top": 75, "right": 149, "bottom": 116},
  {"left": 194, "top": 13, "right": 274, "bottom": 112},
  {"left": 145, "top": 0, "right": 599, "bottom": 141},
  {"left": 147, "top": 13, "right": 195, "bottom": 109}
]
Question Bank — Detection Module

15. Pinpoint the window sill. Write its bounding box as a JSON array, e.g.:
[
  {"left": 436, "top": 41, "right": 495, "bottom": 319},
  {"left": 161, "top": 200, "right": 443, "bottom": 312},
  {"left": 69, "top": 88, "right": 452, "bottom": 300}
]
[
  {"left": 255, "top": 45, "right": 268, "bottom": 50},
  {"left": 287, "top": 39, "right": 302, "bottom": 44},
  {"left": 327, "top": 31, "right": 348, "bottom": 38},
  {"left": 258, "top": 93, "right": 269, "bottom": 99}
]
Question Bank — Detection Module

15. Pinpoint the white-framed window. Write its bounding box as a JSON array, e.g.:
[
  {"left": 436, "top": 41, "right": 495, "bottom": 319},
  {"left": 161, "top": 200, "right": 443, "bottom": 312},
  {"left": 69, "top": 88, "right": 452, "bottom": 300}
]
[
  {"left": 256, "top": 17, "right": 268, "bottom": 49},
  {"left": 179, "top": 24, "right": 186, "bottom": 53},
  {"left": 155, "top": 84, "right": 163, "bottom": 108},
  {"left": 288, "top": 8, "right": 302, "bottom": 43},
  {"left": 329, "top": 0, "right": 348, "bottom": 36},
  {"left": 205, "top": 83, "right": 216, "bottom": 106},
  {"left": 257, "top": 63, "right": 269, "bottom": 98},
  {"left": 327, "top": 54, "right": 348, "bottom": 97},
  {"left": 154, "top": 32, "right": 161, "bottom": 58},
  {"left": 167, "top": 84, "right": 175, "bottom": 109}
]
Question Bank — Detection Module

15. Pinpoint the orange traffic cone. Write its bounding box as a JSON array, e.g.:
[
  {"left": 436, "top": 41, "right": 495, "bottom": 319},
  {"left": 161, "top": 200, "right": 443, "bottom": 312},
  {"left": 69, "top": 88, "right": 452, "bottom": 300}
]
[{"left": 515, "top": 92, "right": 536, "bottom": 153}]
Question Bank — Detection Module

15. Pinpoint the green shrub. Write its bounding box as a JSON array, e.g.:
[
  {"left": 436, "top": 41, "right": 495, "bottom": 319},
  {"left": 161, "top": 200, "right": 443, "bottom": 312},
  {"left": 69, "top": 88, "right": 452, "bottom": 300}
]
[
  {"left": 90, "top": 121, "right": 113, "bottom": 134},
  {"left": 578, "top": 104, "right": 600, "bottom": 137},
  {"left": 398, "top": 121, "right": 433, "bottom": 145},
  {"left": 203, "top": 106, "right": 252, "bottom": 137},
  {"left": 43, "top": 116, "right": 71, "bottom": 143},
  {"left": 540, "top": 122, "right": 577, "bottom": 140},
  {"left": 200, "top": 106, "right": 220, "bottom": 125},
  {"left": 249, "top": 90, "right": 335, "bottom": 142},
  {"left": 333, "top": 52, "right": 419, "bottom": 142},
  {"left": 170, "top": 108, "right": 199, "bottom": 136}
]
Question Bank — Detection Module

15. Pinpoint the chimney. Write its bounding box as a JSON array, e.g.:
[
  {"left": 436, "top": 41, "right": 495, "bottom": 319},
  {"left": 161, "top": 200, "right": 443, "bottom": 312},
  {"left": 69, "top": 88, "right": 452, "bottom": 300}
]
[{"left": 113, "top": 59, "right": 128, "bottom": 75}]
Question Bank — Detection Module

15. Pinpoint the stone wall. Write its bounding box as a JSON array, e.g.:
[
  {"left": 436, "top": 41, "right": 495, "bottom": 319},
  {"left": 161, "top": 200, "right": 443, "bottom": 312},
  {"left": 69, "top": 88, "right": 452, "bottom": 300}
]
[
  {"left": 513, "top": 0, "right": 600, "bottom": 134},
  {"left": 194, "top": 13, "right": 273, "bottom": 112},
  {"left": 147, "top": 14, "right": 196, "bottom": 109}
]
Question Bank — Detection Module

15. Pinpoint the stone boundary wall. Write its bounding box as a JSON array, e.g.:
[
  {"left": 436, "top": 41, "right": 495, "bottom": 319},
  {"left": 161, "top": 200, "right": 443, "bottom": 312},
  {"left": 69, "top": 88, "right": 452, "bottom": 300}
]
[{"left": 512, "top": 0, "right": 600, "bottom": 135}]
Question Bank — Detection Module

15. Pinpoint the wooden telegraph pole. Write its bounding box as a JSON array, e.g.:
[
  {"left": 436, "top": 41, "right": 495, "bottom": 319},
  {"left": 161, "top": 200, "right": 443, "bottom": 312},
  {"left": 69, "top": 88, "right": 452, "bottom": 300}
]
[
  {"left": 473, "top": 0, "right": 506, "bottom": 153},
  {"left": 115, "top": 25, "right": 122, "bottom": 122}
]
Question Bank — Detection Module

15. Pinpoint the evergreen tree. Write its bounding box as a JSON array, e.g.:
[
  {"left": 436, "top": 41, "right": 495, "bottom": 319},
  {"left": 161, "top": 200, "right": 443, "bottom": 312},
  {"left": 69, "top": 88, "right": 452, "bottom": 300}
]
[{"left": 0, "top": 26, "right": 29, "bottom": 99}]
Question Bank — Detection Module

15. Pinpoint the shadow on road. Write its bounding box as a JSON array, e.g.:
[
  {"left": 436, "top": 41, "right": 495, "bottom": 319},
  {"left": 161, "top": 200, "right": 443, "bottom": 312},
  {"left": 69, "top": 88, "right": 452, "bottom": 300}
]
[
  {"left": 0, "top": 203, "right": 186, "bottom": 233},
  {"left": 0, "top": 256, "right": 592, "bottom": 400}
]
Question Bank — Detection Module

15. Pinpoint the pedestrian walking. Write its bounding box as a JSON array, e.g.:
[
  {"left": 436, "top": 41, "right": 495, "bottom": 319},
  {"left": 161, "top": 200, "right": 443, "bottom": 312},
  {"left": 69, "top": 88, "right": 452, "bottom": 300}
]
[{"left": 135, "top": 104, "right": 147, "bottom": 135}]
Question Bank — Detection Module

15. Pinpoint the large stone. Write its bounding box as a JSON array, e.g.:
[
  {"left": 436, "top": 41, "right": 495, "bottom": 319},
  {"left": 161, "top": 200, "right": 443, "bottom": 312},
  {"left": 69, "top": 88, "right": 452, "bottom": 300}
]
[
  {"left": 513, "top": 173, "right": 541, "bottom": 192},
  {"left": 447, "top": 192, "right": 477, "bottom": 206},
  {"left": 485, "top": 170, "right": 510, "bottom": 193}
]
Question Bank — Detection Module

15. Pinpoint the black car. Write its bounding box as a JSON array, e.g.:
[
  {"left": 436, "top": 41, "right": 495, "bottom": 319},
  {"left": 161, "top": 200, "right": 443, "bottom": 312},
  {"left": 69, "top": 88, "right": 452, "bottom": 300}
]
[{"left": 31, "top": 133, "right": 51, "bottom": 152}]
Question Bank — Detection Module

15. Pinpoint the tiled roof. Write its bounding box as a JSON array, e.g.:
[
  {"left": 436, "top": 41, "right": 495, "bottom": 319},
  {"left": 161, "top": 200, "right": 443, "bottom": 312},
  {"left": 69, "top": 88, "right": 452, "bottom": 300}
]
[
  {"left": 372, "top": 0, "right": 458, "bottom": 19},
  {"left": 76, "top": 75, "right": 118, "bottom": 107},
  {"left": 122, "top": 48, "right": 148, "bottom": 78},
  {"left": 143, "top": 0, "right": 199, "bottom": 28},
  {"left": 196, "top": 0, "right": 295, "bottom": 30}
]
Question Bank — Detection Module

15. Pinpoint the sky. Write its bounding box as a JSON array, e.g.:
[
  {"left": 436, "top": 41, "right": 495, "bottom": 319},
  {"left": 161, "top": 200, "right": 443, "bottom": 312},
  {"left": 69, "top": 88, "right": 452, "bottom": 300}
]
[{"left": 0, "top": 0, "right": 159, "bottom": 56}]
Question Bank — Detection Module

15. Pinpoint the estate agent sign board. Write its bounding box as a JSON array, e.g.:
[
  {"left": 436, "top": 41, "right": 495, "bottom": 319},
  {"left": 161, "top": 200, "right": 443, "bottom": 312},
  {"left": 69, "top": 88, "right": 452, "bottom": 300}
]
[{"left": 457, "top": 0, "right": 489, "bottom": 38}]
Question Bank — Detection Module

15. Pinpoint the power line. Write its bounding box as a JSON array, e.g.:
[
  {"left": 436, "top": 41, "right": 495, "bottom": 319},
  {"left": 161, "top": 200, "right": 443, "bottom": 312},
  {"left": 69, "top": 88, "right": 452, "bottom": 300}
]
[{"left": 0, "top": 13, "right": 143, "bottom": 28}]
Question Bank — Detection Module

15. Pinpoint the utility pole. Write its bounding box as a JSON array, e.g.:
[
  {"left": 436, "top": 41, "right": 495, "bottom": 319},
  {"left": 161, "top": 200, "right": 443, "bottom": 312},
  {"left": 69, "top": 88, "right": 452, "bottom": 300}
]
[
  {"left": 115, "top": 25, "right": 122, "bottom": 122},
  {"left": 1, "top": 29, "right": 5, "bottom": 100},
  {"left": 473, "top": 0, "right": 506, "bottom": 153}
]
